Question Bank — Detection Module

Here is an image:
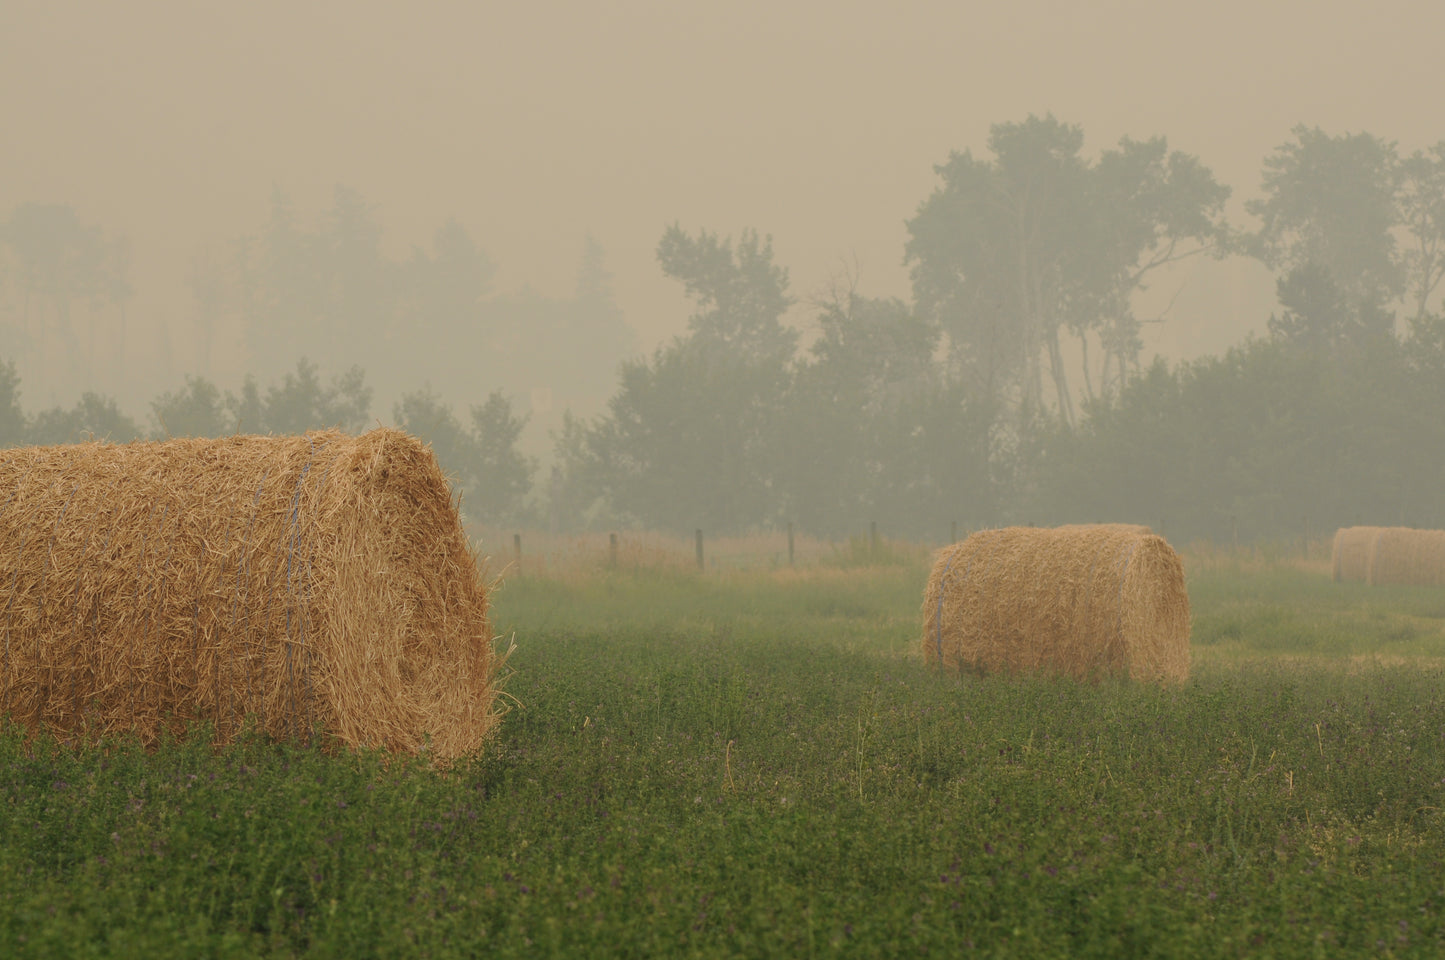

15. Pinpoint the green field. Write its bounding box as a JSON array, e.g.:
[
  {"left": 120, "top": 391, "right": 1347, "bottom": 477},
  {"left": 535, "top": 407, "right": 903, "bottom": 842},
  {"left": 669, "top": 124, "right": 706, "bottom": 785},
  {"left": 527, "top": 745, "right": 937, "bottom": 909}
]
[{"left": 4, "top": 559, "right": 1445, "bottom": 957}]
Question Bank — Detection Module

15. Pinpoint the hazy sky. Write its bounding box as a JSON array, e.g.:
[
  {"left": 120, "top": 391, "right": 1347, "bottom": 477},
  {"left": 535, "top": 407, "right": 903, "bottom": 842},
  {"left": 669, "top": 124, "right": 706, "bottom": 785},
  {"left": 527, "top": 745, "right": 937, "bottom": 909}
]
[{"left": 5, "top": 0, "right": 1445, "bottom": 405}]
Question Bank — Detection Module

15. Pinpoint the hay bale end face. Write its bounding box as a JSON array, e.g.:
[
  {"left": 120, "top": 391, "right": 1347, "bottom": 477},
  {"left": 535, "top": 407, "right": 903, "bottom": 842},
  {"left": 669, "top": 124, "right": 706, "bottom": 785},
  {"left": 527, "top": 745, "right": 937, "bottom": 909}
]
[
  {"left": 1332, "top": 526, "right": 1386, "bottom": 583},
  {"left": 922, "top": 525, "right": 1190, "bottom": 683},
  {"left": 0, "top": 428, "right": 501, "bottom": 759}
]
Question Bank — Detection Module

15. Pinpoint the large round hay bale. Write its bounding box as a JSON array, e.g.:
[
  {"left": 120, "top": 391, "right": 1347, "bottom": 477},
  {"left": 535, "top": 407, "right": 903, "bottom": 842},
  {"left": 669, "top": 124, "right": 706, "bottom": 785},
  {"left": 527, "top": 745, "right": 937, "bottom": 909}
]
[
  {"left": 1332, "top": 526, "right": 1387, "bottom": 582},
  {"left": 1365, "top": 527, "right": 1445, "bottom": 587},
  {"left": 0, "top": 428, "right": 501, "bottom": 759},
  {"left": 922, "top": 524, "right": 1189, "bottom": 683}
]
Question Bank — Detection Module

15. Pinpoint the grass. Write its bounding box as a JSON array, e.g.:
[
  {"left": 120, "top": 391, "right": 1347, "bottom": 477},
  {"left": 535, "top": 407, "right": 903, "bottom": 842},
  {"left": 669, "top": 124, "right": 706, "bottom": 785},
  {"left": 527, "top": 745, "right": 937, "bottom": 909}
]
[
  {"left": 1189, "top": 560, "right": 1445, "bottom": 660},
  {"left": 4, "top": 558, "right": 1445, "bottom": 956}
]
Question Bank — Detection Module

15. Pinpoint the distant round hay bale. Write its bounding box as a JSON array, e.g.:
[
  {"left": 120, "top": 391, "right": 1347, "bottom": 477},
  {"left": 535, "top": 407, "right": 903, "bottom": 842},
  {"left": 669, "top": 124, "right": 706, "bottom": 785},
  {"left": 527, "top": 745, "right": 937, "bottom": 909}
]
[
  {"left": 1332, "top": 526, "right": 1387, "bottom": 582},
  {"left": 0, "top": 428, "right": 501, "bottom": 759},
  {"left": 1365, "top": 527, "right": 1445, "bottom": 587},
  {"left": 922, "top": 524, "right": 1189, "bottom": 683}
]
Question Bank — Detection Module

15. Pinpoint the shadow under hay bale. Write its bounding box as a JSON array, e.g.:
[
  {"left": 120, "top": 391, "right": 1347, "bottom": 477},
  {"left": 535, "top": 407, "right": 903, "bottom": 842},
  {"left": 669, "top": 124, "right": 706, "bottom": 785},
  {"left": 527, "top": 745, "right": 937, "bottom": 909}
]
[
  {"left": 922, "top": 524, "right": 1190, "bottom": 683},
  {"left": 0, "top": 428, "right": 502, "bottom": 760}
]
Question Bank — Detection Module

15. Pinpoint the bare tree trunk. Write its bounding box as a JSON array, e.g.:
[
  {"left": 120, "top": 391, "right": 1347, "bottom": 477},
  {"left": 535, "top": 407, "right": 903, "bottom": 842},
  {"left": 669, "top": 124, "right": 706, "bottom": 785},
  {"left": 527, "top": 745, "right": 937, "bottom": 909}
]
[
  {"left": 1414, "top": 231, "right": 1444, "bottom": 326},
  {"left": 1030, "top": 260, "right": 1071, "bottom": 426},
  {"left": 57, "top": 298, "right": 79, "bottom": 388},
  {"left": 21, "top": 283, "right": 35, "bottom": 361},
  {"left": 1015, "top": 235, "right": 1042, "bottom": 414},
  {"left": 115, "top": 302, "right": 128, "bottom": 381},
  {"left": 1046, "top": 327, "right": 1074, "bottom": 427},
  {"left": 83, "top": 306, "right": 97, "bottom": 391}
]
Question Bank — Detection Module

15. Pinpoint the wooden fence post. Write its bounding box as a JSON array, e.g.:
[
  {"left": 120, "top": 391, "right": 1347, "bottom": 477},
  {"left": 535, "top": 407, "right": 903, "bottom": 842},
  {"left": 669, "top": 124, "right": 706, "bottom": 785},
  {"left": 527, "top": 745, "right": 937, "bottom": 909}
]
[
  {"left": 609, "top": 531, "right": 618, "bottom": 568},
  {"left": 513, "top": 533, "right": 522, "bottom": 575},
  {"left": 695, "top": 529, "right": 704, "bottom": 570},
  {"left": 787, "top": 521, "right": 795, "bottom": 566},
  {"left": 870, "top": 521, "right": 878, "bottom": 560}
]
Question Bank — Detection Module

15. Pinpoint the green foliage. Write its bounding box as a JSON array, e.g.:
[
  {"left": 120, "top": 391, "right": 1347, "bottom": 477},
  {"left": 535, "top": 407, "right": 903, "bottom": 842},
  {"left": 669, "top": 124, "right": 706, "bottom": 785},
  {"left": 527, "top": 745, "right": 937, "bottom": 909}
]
[
  {"left": 0, "top": 365, "right": 146, "bottom": 448},
  {"left": 779, "top": 293, "right": 993, "bottom": 537},
  {"left": 226, "top": 376, "right": 265, "bottom": 436},
  {"left": 1018, "top": 325, "right": 1445, "bottom": 541},
  {"left": 1399, "top": 143, "right": 1445, "bottom": 324},
  {"left": 584, "top": 241, "right": 997, "bottom": 538},
  {"left": 1244, "top": 125, "right": 1445, "bottom": 351},
  {"left": 469, "top": 391, "right": 536, "bottom": 522},
  {"left": 656, "top": 225, "right": 796, "bottom": 366},
  {"left": 590, "top": 339, "right": 789, "bottom": 534},
  {"left": 394, "top": 388, "right": 477, "bottom": 483},
  {"left": 396, "top": 389, "right": 537, "bottom": 525},
  {"left": 6, "top": 567, "right": 1445, "bottom": 956},
  {"left": 545, "top": 411, "right": 607, "bottom": 531},
  {"left": 0, "top": 359, "right": 377, "bottom": 449},
  {"left": 1188, "top": 564, "right": 1445, "bottom": 660},
  {"left": 150, "top": 375, "right": 230, "bottom": 438},
  {"left": 0, "top": 360, "right": 25, "bottom": 447},
  {"left": 28, "top": 392, "right": 142, "bottom": 445},
  {"left": 12, "top": 116, "right": 1445, "bottom": 546},
  {"left": 906, "top": 115, "right": 1229, "bottom": 419},
  {"left": 585, "top": 226, "right": 796, "bottom": 534},
  {"left": 1267, "top": 262, "right": 1386, "bottom": 351},
  {"left": 907, "top": 116, "right": 1089, "bottom": 411},
  {"left": 261, "top": 359, "right": 371, "bottom": 435},
  {"left": 0, "top": 360, "right": 544, "bottom": 522},
  {"left": 1247, "top": 125, "right": 1404, "bottom": 316},
  {"left": 149, "top": 360, "right": 374, "bottom": 439}
]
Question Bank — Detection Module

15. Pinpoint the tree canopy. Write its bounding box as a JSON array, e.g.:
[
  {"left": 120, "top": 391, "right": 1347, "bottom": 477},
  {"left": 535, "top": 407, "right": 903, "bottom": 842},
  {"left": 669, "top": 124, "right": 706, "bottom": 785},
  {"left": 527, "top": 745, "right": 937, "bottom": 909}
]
[{"left": 906, "top": 115, "right": 1229, "bottom": 424}]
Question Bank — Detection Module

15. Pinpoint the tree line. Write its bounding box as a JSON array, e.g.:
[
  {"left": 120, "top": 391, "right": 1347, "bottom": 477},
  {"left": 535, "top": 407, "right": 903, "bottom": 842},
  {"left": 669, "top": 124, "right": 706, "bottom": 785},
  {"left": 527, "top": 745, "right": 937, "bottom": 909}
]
[
  {"left": 4, "top": 116, "right": 1445, "bottom": 543},
  {"left": 0, "top": 358, "right": 536, "bottom": 526},
  {"left": 0, "top": 189, "right": 636, "bottom": 426},
  {"left": 554, "top": 118, "right": 1445, "bottom": 541}
]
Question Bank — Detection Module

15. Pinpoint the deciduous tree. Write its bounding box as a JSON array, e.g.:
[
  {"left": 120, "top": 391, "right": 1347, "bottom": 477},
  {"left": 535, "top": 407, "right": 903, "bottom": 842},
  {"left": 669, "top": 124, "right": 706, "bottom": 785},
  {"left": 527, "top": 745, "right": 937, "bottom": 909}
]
[
  {"left": 907, "top": 116, "right": 1227, "bottom": 425},
  {"left": 1246, "top": 126, "right": 1402, "bottom": 334}
]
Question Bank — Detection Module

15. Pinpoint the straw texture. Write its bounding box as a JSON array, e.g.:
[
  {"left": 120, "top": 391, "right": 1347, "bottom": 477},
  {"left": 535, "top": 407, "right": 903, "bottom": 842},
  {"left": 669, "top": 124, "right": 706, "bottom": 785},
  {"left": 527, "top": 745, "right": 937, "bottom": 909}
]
[
  {"left": 0, "top": 428, "right": 501, "bottom": 759},
  {"left": 922, "top": 524, "right": 1190, "bottom": 683},
  {"left": 1332, "top": 526, "right": 1387, "bottom": 583},
  {"left": 1365, "top": 527, "right": 1445, "bottom": 587}
]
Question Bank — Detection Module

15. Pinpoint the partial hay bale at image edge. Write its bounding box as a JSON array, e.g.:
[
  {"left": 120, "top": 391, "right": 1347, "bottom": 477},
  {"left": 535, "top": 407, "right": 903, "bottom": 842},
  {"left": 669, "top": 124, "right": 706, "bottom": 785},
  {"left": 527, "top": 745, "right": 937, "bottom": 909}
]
[
  {"left": 922, "top": 524, "right": 1190, "bottom": 683},
  {"left": 1365, "top": 526, "right": 1445, "bottom": 587},
  {"left": 0, "top": 428, "right": 503, "bottom": 761},
  {"left": 1331, "top": 525, "right": 1445, "bottom": 587}
]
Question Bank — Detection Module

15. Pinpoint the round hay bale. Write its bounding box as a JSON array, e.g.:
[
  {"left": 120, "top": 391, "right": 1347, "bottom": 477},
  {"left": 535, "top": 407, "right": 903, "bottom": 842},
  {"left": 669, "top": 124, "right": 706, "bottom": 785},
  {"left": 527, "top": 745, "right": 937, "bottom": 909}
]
[
  {"left": 922, "top": 524, "right": 1189, "bottom": 683},
  {"left": 1331, "top": 526, "right": 1387, "bottom": 583},
  {"left": 1365, "top": 527, "right": 1445, "bottom": 587},
  {"left": 0, "top": 428, "right": 502, "bottom": 759}
]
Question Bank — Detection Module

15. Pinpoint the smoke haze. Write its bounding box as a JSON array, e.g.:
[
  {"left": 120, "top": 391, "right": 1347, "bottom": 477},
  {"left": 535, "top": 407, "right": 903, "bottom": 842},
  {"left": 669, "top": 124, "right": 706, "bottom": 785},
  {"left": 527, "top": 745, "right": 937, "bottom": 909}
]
[{"left": 5, "top": 1, "right": 1445, "bottom": 539}]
